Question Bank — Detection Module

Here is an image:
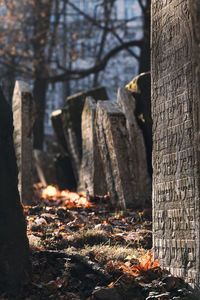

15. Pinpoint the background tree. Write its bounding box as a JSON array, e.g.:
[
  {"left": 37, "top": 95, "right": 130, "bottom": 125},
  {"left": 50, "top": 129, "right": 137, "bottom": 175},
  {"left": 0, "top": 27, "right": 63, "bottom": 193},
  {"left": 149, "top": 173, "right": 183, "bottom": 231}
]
[
  {"left": 0, "top": 0, "right": 150, "bottom": 149},
  {"left": 138, "top": 0, "right": 150, "bottom": 73}
]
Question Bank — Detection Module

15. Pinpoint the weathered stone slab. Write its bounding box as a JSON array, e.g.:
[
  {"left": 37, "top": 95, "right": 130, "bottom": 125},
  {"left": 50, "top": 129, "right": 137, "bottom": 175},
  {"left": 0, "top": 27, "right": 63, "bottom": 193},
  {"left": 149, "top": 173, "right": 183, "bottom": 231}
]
[
  {"left": 61, "top": 87, "right": 108, "bottom": 182},
  {"left": 152, "top": 0, "right": 200, "bottom": 287},
  {"left": 95, "top": 101, "right": 134, "bottom": 210},
  {"left": 117, "top": 88, "right": 151, "bottom": 205},
  {"left": 78, "top": 97, "right": 107, "bottom": 196},
  {"left": 51, "top": 109, "right": 68, "bottom": 154},
  {"left": 12, "top": 81, "right": 34, "bottom": 205},
  {"left": 0, "top": 87, "right": 30, "bottom": 293},
  {"left": 55, "top": 153, "right": 76, "bottom": 191}
]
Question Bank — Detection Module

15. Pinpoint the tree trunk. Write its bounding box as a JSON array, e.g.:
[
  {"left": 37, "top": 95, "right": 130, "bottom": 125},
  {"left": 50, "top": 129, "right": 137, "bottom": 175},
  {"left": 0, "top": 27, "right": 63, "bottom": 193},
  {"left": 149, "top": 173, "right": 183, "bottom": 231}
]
[
  {"left": 31, "top": 0, "right": 53, "bottom": 150},
  {"left": 139, "top": 0, "right": 151, "bottom": 73},
  {"left": 33, "top": 78, "right": 47, "bottom": 150}
]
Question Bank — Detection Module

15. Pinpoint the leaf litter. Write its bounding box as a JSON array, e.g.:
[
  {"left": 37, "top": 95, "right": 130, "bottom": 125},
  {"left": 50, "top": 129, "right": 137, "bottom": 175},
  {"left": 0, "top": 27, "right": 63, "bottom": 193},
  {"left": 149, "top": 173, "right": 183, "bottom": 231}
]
[{"left": 1, "top": 184, "right": 199, "bottom": 299}]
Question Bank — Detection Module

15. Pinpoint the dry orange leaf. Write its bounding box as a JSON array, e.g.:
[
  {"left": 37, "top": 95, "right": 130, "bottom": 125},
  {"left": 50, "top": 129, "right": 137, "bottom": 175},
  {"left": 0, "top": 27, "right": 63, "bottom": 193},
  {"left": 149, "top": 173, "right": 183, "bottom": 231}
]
[{"left": 106, "top": 250, "right": 160, "bottom": 283}]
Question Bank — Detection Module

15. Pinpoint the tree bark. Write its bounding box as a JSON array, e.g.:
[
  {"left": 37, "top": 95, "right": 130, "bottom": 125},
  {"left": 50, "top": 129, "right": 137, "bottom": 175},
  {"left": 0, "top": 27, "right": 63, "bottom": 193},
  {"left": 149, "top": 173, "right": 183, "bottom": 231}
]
[
  {"left": 139, "top": 0, "right": 151, "bottom": 73},
  {"left": 33, "top": 78, "right": 47, "bottom": 150},
  {"left": 32, "top": 0, "right": 53, "bottom": 150}
]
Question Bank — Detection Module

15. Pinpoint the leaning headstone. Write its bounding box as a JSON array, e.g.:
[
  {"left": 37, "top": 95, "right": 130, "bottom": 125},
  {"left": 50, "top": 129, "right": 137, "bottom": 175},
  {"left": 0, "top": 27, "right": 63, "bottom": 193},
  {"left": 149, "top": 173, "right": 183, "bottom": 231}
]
[
  {"left": 0, "top": 87, "right": 31, "bottom": 294},
  {"left": 61, "top": 87, "right": 108, "bottom": 182},
  {"left": 51, "top": 109, "right": 68, "bottom": 154},
  {"left": 96, "top": 101, "right": 133, "bottom": 210},
  {"left": 78, "top": 97, "right": 107, "bottom": 196},
  {"left": 152, "top": 0, "right": 200, "bottom": 287},
  {"left": 50, "top": 111, "right": 77, "bottom": 190},
  {"left": 12, "top": 81, "right": 34, "bottom": 205},
  {"left": 117, "top": 88, "right": 151, "bottom": 204}
]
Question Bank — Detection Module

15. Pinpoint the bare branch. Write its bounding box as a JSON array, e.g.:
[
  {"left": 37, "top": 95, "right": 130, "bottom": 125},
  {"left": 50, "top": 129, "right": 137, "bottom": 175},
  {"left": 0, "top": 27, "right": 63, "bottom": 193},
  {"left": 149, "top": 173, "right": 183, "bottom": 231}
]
[
  {"left": 48, "top": 39, "right": 143, "bottom": 83},
  {"left": 67, "top": 0, "right": 140, "bottom": 63},
  {"left": 138, "top": 0, "right": 145, "bottom": 14}
]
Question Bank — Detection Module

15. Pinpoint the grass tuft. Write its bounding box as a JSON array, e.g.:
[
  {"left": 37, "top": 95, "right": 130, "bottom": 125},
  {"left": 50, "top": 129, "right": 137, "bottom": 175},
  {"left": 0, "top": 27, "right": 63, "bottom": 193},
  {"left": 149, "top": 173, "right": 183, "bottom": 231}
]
[{"left": 67, "top": 229, "right": 109, "bottom": 248}]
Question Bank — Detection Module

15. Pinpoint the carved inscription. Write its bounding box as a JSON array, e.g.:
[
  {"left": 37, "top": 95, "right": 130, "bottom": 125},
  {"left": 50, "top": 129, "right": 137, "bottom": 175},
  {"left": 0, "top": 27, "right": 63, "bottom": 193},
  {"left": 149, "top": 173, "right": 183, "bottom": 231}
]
[
  {"left": 152, "top": 0, "right": 200, "bottom": 286},
  {"left": 154, "top": 239, "right": 196, "bottom": 267},
  {"left": 154, "top": 208, "right": 195, "bottom": 232},
  {"left": 153, "top": 120, "right": 193, "bottom": 153},
  {"left": 152, "top": 95, "right": 192, "bottom": 130},
  {"left": 154, "top": 177, "right": 195, "bottom": 203}
]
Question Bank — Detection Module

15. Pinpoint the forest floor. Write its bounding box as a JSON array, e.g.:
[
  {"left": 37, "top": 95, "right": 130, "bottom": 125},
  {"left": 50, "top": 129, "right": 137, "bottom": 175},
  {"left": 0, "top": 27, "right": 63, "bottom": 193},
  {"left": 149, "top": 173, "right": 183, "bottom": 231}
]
[{"left": 2, "top": 185, "right": 199, "bottom": 300}]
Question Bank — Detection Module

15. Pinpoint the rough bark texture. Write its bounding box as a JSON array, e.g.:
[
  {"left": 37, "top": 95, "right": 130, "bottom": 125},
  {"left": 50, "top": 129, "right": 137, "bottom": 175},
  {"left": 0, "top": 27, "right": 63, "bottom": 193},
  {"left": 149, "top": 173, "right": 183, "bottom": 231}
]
[
  {"left": 95, "top": 101, "right": 134, "bottom": 210},
  {"left": 0, "top": 88, "right": 31, "bottom": 294},
  {"left": 61, "top": 87, "right": 108, "bottom": 182},
  {"left": 78, "top": 97, "right": 107, "bottom": 196},
  {"left": 152, "top": 0, "right": 200, "bottom": 287},
  {"left": 33, "top": 78, "right": 47, "bottom": 150},
  {"left": 117, "top": 88, "right": 151, "bottom": 205},
  {"left": 12, "top": 81, "right": 34, "bottom": 205}
]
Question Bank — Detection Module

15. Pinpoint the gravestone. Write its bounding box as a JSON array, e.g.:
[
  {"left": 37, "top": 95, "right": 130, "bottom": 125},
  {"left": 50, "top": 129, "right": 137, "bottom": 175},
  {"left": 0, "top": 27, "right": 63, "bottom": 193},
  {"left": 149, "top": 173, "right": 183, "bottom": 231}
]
[
  {"left": 51, "top": 109, "right": 68, "bottom": 154},
  {"left": 12, "top": 81, "right": 34, "bottom": 205},
  {"left": 96, "top": 101, "right": 133, "bottom": 210},
  {"left": 78, "top": 97, "right": 107, "bottom": 196},
  {"left": 0, "top": 87, "right": 31, "bottom": 294},
  {"left": 61, "top": 87, "right": 108, "bottom": 182},
  {"left": 117, "top": 88, "right": 151, "bottom": 204},
  {"left": 50, "top": 110, "right": 76, "bottom": 190},
  {"left": 152, "top": 0, "right": 200, "bottom": 287}
]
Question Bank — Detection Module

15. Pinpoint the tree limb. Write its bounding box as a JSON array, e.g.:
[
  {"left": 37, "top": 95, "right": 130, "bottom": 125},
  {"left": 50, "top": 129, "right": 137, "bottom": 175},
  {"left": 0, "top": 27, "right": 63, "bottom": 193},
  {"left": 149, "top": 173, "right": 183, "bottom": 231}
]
[
  {"left": 138, "top": 0, "right": 145, "bottom": 14},
  {"left": 47, "top": 39, "right": 143, "bottom": 83}
]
